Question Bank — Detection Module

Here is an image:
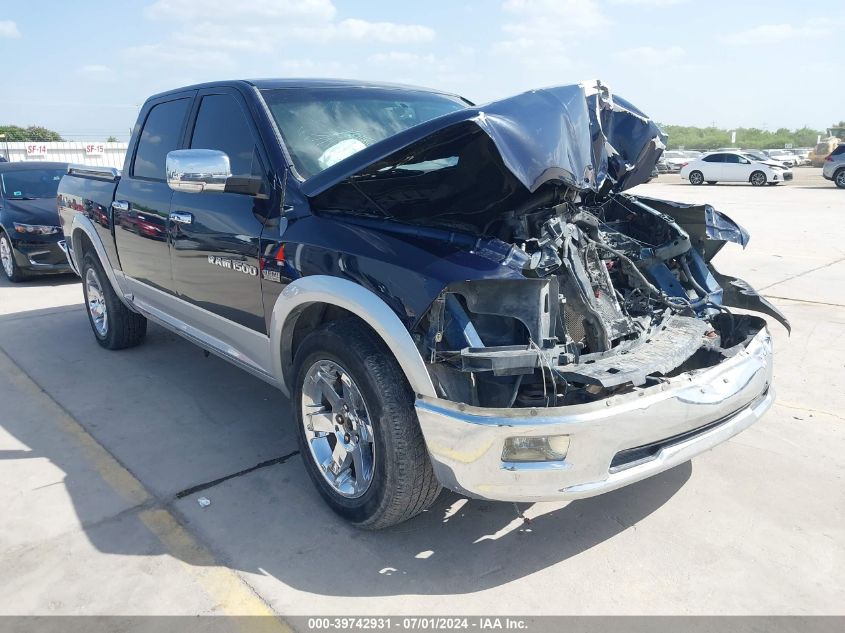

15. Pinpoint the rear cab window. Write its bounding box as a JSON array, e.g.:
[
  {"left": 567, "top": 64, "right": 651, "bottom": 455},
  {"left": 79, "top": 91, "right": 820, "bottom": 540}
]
[{"left": 132, "top": 98, "right": 191, "bottom": 180}]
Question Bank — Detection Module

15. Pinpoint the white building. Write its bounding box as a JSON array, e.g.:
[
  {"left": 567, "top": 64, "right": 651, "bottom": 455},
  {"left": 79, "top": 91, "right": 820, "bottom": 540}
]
[{"left": 1, "top": 141, "right": 128, "bottom": 169}]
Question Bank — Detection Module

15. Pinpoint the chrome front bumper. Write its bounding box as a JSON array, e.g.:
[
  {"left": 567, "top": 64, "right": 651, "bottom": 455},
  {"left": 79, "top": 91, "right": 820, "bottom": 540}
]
[{"left": 415, "top": 328, "right": 773, "bottom": 502}]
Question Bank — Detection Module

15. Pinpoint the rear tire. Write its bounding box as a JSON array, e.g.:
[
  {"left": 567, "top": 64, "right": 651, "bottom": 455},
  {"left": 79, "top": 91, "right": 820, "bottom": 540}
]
[
  {"left": 750, "top": 170, "right": 767, "bottom": 186},
  {"left": 81, "top": 252, "right": 147, "bottom": 350},
  {"left": 293, "top": 318, "right": 440, "bottom": 529},
  {"left": 835, "top": 169, "right": 845, "bottom": 189},
  {"left": 0, "top": 232, "right": 26, "bottom": 283},
  {"left": 688, "top": 171, "right": 704, "bottom": 185}
]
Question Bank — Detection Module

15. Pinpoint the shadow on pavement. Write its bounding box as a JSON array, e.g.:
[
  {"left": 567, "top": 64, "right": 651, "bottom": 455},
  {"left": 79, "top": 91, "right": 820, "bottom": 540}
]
[
  {"left": 0, "top": 304, "right": 691, "bottom": 597},
  {"left": 0, "top": 272, "right": 79, "bottom": 289}
]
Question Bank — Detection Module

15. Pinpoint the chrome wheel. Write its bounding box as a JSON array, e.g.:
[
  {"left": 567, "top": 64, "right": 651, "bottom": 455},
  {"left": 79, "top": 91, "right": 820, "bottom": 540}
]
[
  {"left": 300, "top": 360, "right": 375, "bottom": 498},
  {"left": 689, "top": 171, "right": 703, "bottom": 185},
  {"left": 750, "top": 171, "right": 766, "bottom": 186},
  {"left": 0, "top": 236, "right": 14, "bottom": 278},
  {"left": 835, "top": 170, "right": 845, "bottom": 189},
  {"left": 85, "top": 267, "right": 108, "bottom": 337}
]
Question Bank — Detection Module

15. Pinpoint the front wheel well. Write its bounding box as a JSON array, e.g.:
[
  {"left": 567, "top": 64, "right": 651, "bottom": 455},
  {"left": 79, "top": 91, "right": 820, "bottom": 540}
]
[{"left": 282, "top": 302, "right": 372, "bottom": 386}]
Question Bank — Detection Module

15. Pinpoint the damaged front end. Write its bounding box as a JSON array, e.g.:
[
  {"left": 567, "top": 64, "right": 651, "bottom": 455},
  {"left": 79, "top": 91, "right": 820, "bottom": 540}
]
[
  {"left": 420, "top": 192, "right": 787, "bottom": 409},
  {"left": 299, "top": 80, "right": 787, "bottom": 501}
]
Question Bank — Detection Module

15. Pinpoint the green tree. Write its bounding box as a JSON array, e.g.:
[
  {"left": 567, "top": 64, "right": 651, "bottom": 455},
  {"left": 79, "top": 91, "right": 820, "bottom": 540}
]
[
  {"left": 0, "top": 125, "right": 64, "bottom": 141},
  {"left": 106, "top": 135, "right": 119, "bottom": 143},
  {"left": 660, "top": 124, "right": 826, "bottom": 150}
]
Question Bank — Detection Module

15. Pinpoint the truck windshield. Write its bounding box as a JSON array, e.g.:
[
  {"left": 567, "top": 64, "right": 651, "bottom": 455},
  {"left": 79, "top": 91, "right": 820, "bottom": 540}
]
[
  {"left": 1, "top": 168, "right": 66, "bottom": 199},
  {"left": 261, "top": 87, "right": 468, "bottom": 179}
]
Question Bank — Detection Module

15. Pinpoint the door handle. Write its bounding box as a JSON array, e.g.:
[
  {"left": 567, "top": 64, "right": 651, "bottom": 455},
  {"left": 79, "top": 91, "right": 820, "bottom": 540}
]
[
  {"left": 169, "top": 211, "right": 193, "bottom": 225},
  {"left": 112, "top": 200, "right": 129, "bottom": 212}
]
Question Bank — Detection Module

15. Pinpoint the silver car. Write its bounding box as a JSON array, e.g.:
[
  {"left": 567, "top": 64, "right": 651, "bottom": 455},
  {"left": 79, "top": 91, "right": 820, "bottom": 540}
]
[{"left": 822, "top": 144, "right": 845, "bottom": 188}]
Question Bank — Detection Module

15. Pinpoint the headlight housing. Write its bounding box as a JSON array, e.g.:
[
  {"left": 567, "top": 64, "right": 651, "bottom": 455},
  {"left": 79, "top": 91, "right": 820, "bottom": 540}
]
[{"left": 13, "top": 222, "right": 60, "bottom": 236}]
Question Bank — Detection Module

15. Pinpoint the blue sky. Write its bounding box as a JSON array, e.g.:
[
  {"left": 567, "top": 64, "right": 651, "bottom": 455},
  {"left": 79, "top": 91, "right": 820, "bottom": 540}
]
[{"left": 1, "top": 0, "right": 842, "bottom": 141}]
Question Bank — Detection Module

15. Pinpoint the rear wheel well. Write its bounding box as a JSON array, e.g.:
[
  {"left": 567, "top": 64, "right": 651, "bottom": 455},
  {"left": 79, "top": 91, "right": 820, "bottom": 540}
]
[{"left": 73, "top": 229, "right": 96, "bottom": 261}]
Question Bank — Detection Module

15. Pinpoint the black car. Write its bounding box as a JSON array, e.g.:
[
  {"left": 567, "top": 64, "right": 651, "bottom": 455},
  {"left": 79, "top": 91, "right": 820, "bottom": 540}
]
[{"left": 0, "top": 161, "right": 71, "bottom": 282}]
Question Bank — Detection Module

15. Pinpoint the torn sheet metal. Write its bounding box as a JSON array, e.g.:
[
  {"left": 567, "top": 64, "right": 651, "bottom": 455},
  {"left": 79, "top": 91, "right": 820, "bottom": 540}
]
[
  {"left": 631, "top": 195, "right": 750, "bottom": 261},
  {"left": 710, "top": 267, "right": 791, "bottom": 334}
]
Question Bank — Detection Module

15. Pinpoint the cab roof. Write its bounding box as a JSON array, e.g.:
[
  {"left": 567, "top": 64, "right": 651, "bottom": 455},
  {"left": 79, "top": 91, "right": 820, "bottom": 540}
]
[{"left": 147, "top": 78, "right": 465, "bottom": 102}]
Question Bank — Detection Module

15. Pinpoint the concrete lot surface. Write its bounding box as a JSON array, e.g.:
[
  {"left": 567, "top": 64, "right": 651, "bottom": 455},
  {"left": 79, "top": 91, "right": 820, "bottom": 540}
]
[{"left": 0, "top": 168, "right": 842, "bottom": 619}]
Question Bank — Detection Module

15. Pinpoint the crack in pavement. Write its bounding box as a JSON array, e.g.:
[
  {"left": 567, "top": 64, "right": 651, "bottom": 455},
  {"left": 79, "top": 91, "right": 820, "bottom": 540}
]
[
  {"left": 764, "top": 295, "right": 845, "bottom": 309},
  {"left": 174, "top": 451, "right": 301, "bottom": 499},
  {"left": 758, "top": 255, "right": 845, "bottom": 292},
  {"left": 775, "top": 400, "right": 845, "bottom": 423}
]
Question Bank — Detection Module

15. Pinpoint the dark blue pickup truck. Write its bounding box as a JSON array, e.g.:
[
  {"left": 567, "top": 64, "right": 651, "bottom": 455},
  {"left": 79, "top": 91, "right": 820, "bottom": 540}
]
[{"left": 57, "top": 79, "right": 788, "bottom": 528}]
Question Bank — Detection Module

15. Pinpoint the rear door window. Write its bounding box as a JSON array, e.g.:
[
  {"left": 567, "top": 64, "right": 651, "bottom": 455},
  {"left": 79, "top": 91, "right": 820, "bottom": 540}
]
[
  {"left": 702, "top": 154, "right": 724, "bottom": 163},
  {"left": 132, "top": 98, "right": 190, "bottom": 180}
]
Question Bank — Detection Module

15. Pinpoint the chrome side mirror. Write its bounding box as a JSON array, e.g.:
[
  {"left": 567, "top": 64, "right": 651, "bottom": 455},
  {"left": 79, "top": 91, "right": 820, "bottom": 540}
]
[{"left": 166, "top": 149, "right": 231, "bottom": 193}]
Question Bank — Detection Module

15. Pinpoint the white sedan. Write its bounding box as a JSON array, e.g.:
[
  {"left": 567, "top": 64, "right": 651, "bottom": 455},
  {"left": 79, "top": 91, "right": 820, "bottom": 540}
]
[{"left": 680, "top": 152, "right": 793, "bottom": 186}]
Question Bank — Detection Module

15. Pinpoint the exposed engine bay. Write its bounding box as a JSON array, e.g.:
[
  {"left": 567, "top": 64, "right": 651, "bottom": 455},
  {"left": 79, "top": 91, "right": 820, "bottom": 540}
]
[{"left": 419, "top": 190, "right": 785, "bottom": 408}]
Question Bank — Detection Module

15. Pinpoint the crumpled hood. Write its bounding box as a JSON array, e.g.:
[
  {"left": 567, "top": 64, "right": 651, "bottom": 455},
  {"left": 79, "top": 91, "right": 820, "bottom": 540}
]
[
  {"left": 303, "top": 81, "right": 667, "bottom": 229},
  {"left": 1, "top": 197, "right": 61, "bottom": 226}
]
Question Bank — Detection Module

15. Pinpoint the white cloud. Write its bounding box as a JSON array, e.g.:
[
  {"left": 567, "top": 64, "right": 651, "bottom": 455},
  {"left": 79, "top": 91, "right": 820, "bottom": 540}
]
[
  {"left": 76, "top": 64, "right": 116, "bottom": 80},
  {"left": 279, "top": 58, "right": 359, "bottom": 78},
  {"left": 723, "top": 19, "right": 832, "bottom": 45},
  {"left": 145, "top": 0, "right": 336, "bottom": 22},
  {"left": 609, "top": 0, "right": 688, "bottom": 6},
  {"left": 141, "top": 0, "right": 432, "bottom": 51},
  {"left": 618, "top": 45, "right": 685, "bottom": 66},
  {"left": 333, "top": 19, "right": 434, "bottom": 43},
  {"left": 121, "top": 43, "right": 236, "bottom": 70},
  {"left": 0, "top": 20, "right": 20, "bottom": 38},
  {"left": 489, "top": 0, "right": 609, "bottom": 83},
  {"left": 494, "top": 0, "right": 608, "bottom": 61},
  {"left": 501, "top": 0, "right": 609, "bottom": 35},
  {"left": 369, "top": 51, "right": 436, "bottom": 66}
]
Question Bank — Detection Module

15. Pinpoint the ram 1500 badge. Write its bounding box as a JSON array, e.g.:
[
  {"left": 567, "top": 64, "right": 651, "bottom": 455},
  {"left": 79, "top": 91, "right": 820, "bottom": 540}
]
[{"left": 57, "top": 79, "right": 787, "bottom": 528}]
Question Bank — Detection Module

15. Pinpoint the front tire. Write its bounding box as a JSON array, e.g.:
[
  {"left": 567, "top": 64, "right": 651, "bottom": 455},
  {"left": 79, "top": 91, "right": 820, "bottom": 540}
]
[
  {"left": 706, "top": 181, "right": 717, "bottom": 185},
  {"left": 750, "top": 170, "right": 767, "bottom": 186},
  {"left": 0, "top": 232, "right": 25, "bottom": 283},
  {"left": 835, "top": 169, "right": 845, "bottom": 189},
  {"left": 293, "top": 318, "right": 440, "bottom": 529},
  {"left": 688, "top": 171, "right": 704, "bottom": 185},
  {"left": 81, "top": 252, "right": 147, "bottom": 349}
]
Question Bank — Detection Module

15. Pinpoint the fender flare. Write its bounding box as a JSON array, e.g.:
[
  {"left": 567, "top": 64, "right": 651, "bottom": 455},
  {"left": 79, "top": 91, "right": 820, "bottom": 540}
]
[
  {"left": 69, "top": 215, "right": 134, "bottom": 309},
  {"left": 269, "top": 275, "right": 437, "bottom": 399}
]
